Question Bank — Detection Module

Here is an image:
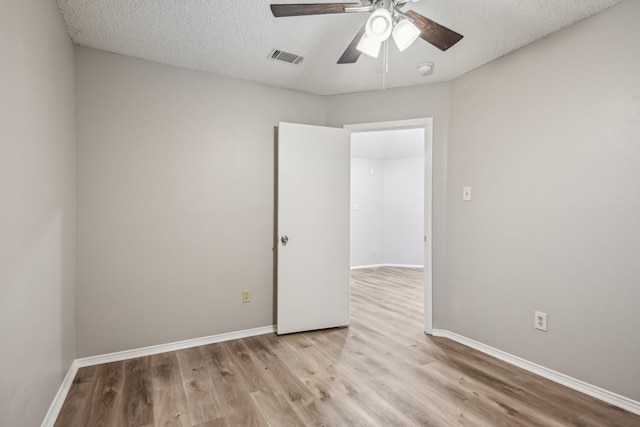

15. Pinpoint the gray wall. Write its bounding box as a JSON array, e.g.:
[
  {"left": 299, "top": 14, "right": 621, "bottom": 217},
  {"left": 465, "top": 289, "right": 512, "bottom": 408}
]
[
  {"left": 447, "top": 1, "right": 640, "bottom": 401},
  {"left": 350, "top": 157, "right": 385, "bottom": 266},
  {"left": 0, "top": 0, "right": 76, "bottom": 425},
  {"left": 75, "top": 47, "right": 325, "bottom": 357},
  {"left": 350, "top": 157, "right": 424, "bottom": 267},
  {"left": 383, "top": 158, "right": 424, "bottom": 266},
  {"left": 74, "top": 49, "right": 449, "bottom": 357}
]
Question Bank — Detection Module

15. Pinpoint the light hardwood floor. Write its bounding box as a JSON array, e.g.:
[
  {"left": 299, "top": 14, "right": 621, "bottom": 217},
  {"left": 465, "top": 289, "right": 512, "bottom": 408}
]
[{"left": 55, "top": 267, "right": 640, "bottom": 426}]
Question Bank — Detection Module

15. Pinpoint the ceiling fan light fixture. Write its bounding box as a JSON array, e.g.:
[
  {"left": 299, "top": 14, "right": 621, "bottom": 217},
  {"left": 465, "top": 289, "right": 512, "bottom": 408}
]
[
  {"left": 364, "top": 8, "right": 393, "bottom": 42},
  {"left": 392, "top": 18, "right": 421, "bottom": 52},
  {"left": 269, "top": 1, "right": 464, "bottom": 66},
  {"left": 356, "top": 33, "right": 382, "bottom": 58}
]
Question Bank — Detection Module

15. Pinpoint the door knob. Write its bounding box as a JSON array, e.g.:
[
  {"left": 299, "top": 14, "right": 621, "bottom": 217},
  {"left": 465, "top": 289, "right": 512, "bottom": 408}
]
[{"left": 281, "top": 235, "right": 289, "bottom": 246}]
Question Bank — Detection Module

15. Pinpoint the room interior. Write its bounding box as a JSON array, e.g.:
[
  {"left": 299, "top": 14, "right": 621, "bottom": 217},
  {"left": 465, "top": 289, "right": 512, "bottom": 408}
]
[
  {"left": 350, "top": 127, "right": 425, "bottom": 269},
  {"left": 1, "top": 0, "right": 639, "bottom": 425}
]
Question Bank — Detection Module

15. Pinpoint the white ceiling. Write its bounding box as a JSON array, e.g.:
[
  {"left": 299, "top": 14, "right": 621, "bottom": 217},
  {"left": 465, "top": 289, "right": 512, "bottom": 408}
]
[
  {"left": 352, "top": 128, "right": 424, "bottom": 159},
  {"left": 56, "top": 0, "right": 623, "bottom": 96}
]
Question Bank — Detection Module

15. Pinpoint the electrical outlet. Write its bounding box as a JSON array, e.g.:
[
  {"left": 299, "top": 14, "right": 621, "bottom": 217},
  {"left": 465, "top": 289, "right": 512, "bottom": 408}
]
[
  {"left": 242, "top": 290, "right": 251, "bottom": 303},
  {"left": 370, "top": 246, "right": 375, "bottom": 254},
  {"left": 534, "top": 311, "right": 547, "bottom": 331}
]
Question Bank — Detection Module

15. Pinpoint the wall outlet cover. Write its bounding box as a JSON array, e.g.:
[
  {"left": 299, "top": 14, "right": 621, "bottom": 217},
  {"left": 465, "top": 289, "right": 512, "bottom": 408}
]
[{"left": 534, "top": 311, "right": 547, "bottom": 331}]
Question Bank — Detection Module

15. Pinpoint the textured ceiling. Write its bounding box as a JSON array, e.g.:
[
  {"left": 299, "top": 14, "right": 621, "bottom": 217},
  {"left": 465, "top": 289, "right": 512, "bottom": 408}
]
[{"left": 57, "top": 0, "right": 623, "bottom": 95}]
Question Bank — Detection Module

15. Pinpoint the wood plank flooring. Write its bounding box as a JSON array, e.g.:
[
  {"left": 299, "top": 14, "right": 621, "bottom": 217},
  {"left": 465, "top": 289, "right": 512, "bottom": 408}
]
[{"left": 55, "top": 267, "right": 640, "bottom": 426}]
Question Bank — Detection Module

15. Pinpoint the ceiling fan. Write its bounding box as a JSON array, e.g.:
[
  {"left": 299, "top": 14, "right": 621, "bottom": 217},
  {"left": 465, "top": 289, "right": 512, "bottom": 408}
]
[{"left": 270, "top": 0, "right": 463, "bottom": 64}]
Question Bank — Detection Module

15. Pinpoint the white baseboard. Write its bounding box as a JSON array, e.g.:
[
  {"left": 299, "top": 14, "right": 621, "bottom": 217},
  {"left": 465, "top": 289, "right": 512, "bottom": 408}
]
[
  {"left": 40, "top": 360, "right": 79, "bottom": 427},
  {"left": 351, "top": 264, "right": 386, "bottom": 269},
  {"left": 430, "top": 329, "right": 640, "bottom": 416},
  {"left": 351, "top": 263, "right": 424, "bottom": 270},
  {"left": 75, "top": 325, "right": 276, "bottom": 368},
  {"left": 383, "top": 264, "right": 424, "bottom": 268},
  {"left": 41, "top": 325, "right": 276, "bottom": 427}
]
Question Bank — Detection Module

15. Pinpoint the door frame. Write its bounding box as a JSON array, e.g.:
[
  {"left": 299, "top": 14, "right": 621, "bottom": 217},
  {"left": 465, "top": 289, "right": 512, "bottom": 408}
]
[{"left": 344, "top": 118, "right": 434, "bottom": 334}]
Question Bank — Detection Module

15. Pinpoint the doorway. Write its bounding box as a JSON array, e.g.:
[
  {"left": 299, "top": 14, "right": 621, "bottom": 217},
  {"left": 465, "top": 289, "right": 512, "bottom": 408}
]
[
  {"left": 345, "top": 119, "right": 434, "bottom": 333},
  {"left": 350, "top": 127, "right": 425, "bottom": 269}
]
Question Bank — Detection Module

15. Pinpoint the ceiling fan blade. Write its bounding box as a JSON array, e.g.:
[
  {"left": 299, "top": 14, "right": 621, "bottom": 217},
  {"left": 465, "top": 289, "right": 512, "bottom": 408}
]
[
  {"left": 337, "top": 25, "right": 366, "bottom": 64},
  {"left": 271, "top": 3, "right": 362, "bottom": 17},
  {"left": 405, "top": 10, "right": 463, "bottom": 51}
]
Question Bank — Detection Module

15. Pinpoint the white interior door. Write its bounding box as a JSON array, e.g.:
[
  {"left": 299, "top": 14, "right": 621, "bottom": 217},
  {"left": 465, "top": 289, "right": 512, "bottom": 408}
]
[{"left": 277, "top": 122, "right": 351, "bottom": 335}]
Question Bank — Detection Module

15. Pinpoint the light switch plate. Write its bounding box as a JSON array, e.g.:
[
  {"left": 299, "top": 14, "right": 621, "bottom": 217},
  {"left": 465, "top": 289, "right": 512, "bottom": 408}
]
[{"left": 463, "top": 186, "right": 472, "bottom": 201}]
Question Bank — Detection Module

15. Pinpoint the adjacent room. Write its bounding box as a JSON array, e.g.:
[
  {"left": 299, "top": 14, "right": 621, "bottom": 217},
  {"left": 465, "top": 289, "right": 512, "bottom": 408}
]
[{"left": 2, "top": 0, "right": 639, "bottom": 426}]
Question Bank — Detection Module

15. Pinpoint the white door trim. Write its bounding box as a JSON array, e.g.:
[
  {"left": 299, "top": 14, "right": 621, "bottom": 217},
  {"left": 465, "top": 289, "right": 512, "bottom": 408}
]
[{"left": 344, "top": 118, "right": 434, "bottom": 334}]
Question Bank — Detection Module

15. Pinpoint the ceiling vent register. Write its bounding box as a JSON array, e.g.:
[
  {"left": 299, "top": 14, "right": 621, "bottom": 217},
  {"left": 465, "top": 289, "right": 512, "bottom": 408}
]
[{"left": 269, "top": 49, "right": 304, "bottom": 65}]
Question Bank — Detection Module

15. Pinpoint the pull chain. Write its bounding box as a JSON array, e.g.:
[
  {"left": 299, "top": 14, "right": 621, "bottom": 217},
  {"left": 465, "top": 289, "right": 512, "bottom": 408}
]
[{"left": 382, "top": 40, "right": 389, "bottom": 90}]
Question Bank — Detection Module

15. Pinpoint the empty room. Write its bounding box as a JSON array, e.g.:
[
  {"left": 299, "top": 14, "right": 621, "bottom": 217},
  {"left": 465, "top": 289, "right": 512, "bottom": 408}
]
[{"left": 2, "top": 0, "right": 639, "bottom": 426}]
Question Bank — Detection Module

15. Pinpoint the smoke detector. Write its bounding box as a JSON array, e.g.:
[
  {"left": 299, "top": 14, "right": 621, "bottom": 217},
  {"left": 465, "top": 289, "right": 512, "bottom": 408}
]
[{"left": 418, "top": 62, "right": 434, "bottom": 76}]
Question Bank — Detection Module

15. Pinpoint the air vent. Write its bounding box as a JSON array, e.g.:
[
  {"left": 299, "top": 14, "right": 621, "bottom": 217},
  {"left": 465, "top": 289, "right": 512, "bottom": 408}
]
[{"left": 269, "top": 49, "right": 303, "bottom": 65}]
